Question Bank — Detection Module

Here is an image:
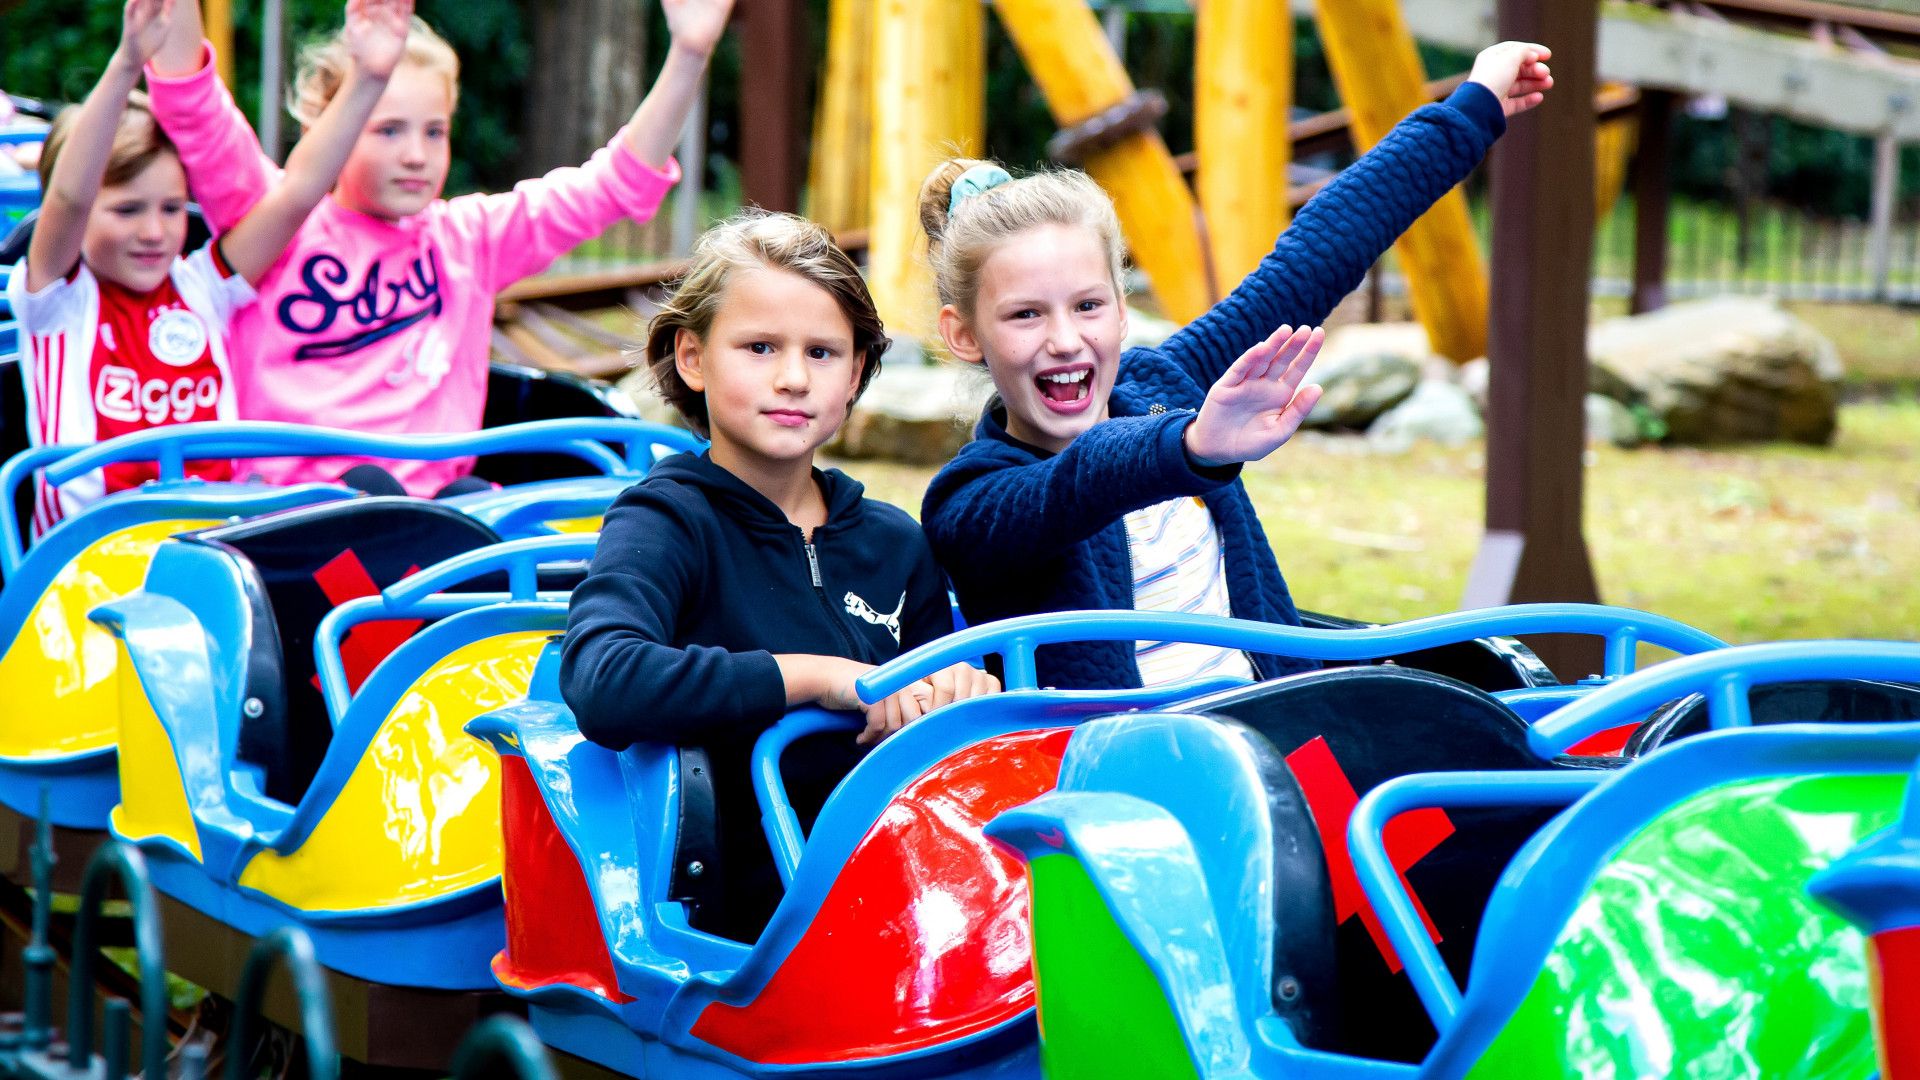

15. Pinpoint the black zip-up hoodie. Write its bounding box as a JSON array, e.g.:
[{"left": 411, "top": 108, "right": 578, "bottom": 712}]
[
  {"left": 561, "top": 450, "right": 954, "bottom": 747},
  {"left": 560, "top": 452, "right": 954, "bottom": 939}
]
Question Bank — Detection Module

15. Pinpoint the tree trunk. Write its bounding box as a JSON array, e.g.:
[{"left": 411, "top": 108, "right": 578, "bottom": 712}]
[{"left": 524, "top": 0, "right": 647, "bottom": 177}]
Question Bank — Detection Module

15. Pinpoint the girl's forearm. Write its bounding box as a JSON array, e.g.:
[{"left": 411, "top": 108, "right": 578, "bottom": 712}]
[
  {"left": 620, "top": 43, "right": 712, "bottom": 169},
  {"left": 277, "top": 68, "right": 386, "bottom": 205},
  {"left": 152, "top": 0, "right": 208, "bottom": 78}
]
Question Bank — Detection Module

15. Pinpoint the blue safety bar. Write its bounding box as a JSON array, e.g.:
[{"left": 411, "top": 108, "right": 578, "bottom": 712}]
[
  {"left": 1356, "top": 638, "right": 1920, "bottom": 1032},
  {"left": 2, "top": 419, "right": 697, "bottom": 568},
  {"left": 1529, "top": 638, "right": 1920, "bottom": 757},
  {"left": 752, "top": 709, "right": 865, "bottom": 886},
  {"left": 313, "top": 535, "right": 598, "bottom": 724},
  {"left": 855, "top": 604, "right": 1728, "bottom": 701}
]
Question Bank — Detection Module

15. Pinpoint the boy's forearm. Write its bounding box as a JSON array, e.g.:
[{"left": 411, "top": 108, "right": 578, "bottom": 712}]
[
  {"left": 620, "top": 44, "right": 712, "bottom": 169},
  {"left": 43, "top": 54, "right": 144, "bottom": 210}
]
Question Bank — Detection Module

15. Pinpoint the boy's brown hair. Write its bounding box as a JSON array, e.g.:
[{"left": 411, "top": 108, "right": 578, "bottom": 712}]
[
  {"left": 644, "top": 210, "right": 890, "bottom": 438},
  {"left": 37, "top": 91, "right": 177, "bottom": 192}
]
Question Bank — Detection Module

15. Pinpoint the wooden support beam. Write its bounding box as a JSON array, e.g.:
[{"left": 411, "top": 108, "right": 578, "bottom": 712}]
[
  {"left": 1631, "top": 88, "right": 1676, "bottom": 314},
  {"left": 992, "top": 0, "right": 1212, "bottom": 324},
  {"left": 1195, "top": 0, "right": 1291, "bottom": 294},
  {"left": 867, "top": 0, "right": 983, "bottom": 341},
  {"left": 807, "top": 0, "right": 874, "bottom": 235},
  {"left": 206, "top": 0, "right": 234, "bottom": 85},
  {"left": 1466, "top": 0, "right": 1603, "bottom": 680},
  {"left": 737, "top": 0, "right": 807, "bottom": 212},
  {"left": 1313, "top": 0, "right": 1489, "bottom": 362}
]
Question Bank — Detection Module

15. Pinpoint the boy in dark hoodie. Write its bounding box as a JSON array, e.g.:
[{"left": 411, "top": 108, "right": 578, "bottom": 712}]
[{"left": 560, "top": 211, "right": 998, "bottom": 940}]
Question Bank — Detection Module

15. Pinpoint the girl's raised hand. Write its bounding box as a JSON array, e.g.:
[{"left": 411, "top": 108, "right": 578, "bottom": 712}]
[
  {"left": 1468, "top": 41, "right": 1554, "bottom": 118},
  {"left": 344, "top": 0, "right": 414, "bottom": 80},
  {"left": 118, "top": 0, "right": 177, "bottom": 66},
  {"left": 1185, "top": 325, "right": 1325, "bottom": 468},
  {"left": 662, "top": 0, "right": 734, "bottom": 59}
]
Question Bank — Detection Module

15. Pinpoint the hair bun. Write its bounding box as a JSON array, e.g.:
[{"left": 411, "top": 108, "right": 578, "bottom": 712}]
[{"left": 918, "top": 157, "right": 993, "bottom": 249}]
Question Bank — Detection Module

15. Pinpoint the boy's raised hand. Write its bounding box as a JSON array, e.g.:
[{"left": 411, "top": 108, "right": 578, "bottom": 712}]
[
  {"left": 344, "top": 0, "right": 414, "bottom": 80},
  {"left": 1185, "top": 325, "right": 1325, "bottom": 468},
  {"left": 1468, "top": 41, "right": 1554, "bottom": 118},
  {"left": 662, "top": 0, "right": 734, "bottom": 59},
  {"left": 118, "top": 0, "right": 177, "bottom": 66}
]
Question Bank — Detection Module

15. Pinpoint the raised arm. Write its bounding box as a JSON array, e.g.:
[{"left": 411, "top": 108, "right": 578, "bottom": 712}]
[
  {"left": 448, "top": 0, "right": 732, "bottom": 290},
  {"left": 144, "top": 0, "right": 277, "bottom": 232},
  {"left": 216, "top": 0, "right": 406, "bottom": 284},
  {"left": 922, "top": 411, "right": 1239, "bottom": 568},
  {"left": 27, "top": 0, "right": 174, "bottom": 292},
  {"left": 1155, "top": 42, "right": 1552, "bottom": 388}
]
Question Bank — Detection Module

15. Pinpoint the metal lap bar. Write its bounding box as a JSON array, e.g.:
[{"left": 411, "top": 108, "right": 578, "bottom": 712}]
[
  {"left": 855, "top": 604, "right": 1730, "bottom": 701},
  {"left": 1347, "top": 771, "right": 1608, "bottom": 1027}
]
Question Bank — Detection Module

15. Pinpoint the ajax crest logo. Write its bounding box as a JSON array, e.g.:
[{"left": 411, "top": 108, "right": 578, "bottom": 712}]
[{"left": 148, "top": 309, "right": 209, "bottom": 367}]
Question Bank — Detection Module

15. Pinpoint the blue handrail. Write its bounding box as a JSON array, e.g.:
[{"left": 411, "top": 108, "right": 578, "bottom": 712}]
[
  {"left": 313, "top": 535, "right": 598, "bottom": 724},
  {"left": 854, "top": 604, "right": 1728, "bottom": 701},
  {"left": 1529, "top": 639, "right": 1920, "bottom": 757},
  {"left": 752, "top": 708, "right": 864, "bottom": 886}
]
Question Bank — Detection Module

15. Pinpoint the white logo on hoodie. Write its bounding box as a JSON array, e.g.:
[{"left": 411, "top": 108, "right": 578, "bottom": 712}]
[{"left": 844, "top": 590, "right": 906, "bottom": 644}]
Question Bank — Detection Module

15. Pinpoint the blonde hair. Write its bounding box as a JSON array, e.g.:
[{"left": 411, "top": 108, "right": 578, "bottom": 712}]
[
  {"left": 38, "top": 91, "right": 176, "bottom": 192},
  {"left": 289, "top": 16, "right": 460, "bottom": 128},
  {"left": 644, "top": 210, "right": 890, "bottom": 438},
  {"left": 917, "top": 157, "right": 1127, "bottom": 321}
]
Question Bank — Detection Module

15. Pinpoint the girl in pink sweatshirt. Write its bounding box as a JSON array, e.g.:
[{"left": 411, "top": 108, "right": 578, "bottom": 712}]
[{"left": 144, "top": 0, "right": 730, "bottom": 495}]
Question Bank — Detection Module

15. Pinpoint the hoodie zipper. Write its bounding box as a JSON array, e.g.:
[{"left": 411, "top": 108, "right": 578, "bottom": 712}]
[{"left": 805, "top": 537, "right": 861, "bottom": 656}]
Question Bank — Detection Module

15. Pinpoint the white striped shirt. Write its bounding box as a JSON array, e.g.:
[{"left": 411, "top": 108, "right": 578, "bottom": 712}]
[{"left": 1124, "top": 495, "right": 1257, "bottom": 686}]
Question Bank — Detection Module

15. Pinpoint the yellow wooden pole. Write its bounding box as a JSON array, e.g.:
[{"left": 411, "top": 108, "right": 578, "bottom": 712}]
[
  {"left": 1593, "top": 100, "right": 1638, "bottom": 225},
  {"left": 807, "top": 0, "right": 873, "bottom": 235},
  {"left": 991, "top": 0, "right": 1212, "bottom": 324},
  {"left": 1196, "top": 0, "right": 1291, "bottom": 294},
  {"left": 205, "top": 0, "right": 235, "bottom": 85},
  {"left": 1314, "top": 0, "right": 1487, "bottom": 362},
  {"left": 868, "top": 0, "right": 983, "bottom": 341}
]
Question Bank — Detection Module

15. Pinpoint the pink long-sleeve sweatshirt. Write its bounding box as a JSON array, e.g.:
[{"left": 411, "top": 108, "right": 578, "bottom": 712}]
[{"left": 144, "top": 46, "right": 678, "bottom": 494}]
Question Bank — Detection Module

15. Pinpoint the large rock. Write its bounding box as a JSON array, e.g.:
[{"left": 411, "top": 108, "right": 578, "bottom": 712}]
[
  {"left": 1304, "top": 322, "right": 1428, "bottom": 429},
  {"left": 1587, "top": 297, "right": 1842, "bottom": 444},
  {"left": 1367, "top": 379, "right": 1484, "bottom": 450},
  {"left": 1585, "top": 393, "right": 1644, "bottom": 448},
  {"left": 829, "top": 343, "right": 993, "bottom": 465}
]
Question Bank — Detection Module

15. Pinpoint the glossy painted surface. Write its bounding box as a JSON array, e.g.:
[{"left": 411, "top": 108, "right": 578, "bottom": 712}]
[
  {"left": 1028, "top": 852, "right": 1200, "bottom": 1080},
  {"left": 1469, "top": 773, "right": 1897, "bottom": 1079},
  {"left": 235, "top": 631, "right": 548, "bottom": 912},
  {"left": 493, "top": 754, "right": 633, "bottom": 1002},
  {"left": 690, "top": 728, "right": 1072, "bottom": 1063},
  {"left": 0, "top": 519, "right": 213, "bottom": 760},
  {"left": 108, "top": 635, "right": 204, "bottom": 862},
  {"left": 543, "top": 516, "right": 603, "bottom": 534},
  {"left": 1871, "top": 927, "right": 1920, "bottom": 1080}
]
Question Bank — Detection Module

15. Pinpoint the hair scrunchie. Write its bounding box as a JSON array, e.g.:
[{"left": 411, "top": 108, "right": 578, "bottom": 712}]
[{"left": 948, "top": 164, "right": 1012, "bottom": 215}]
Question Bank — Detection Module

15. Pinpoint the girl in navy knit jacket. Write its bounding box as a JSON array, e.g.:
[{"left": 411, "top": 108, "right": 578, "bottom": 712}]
[{"left": 920, "top": 42, "right": 1554, "bottom": 692}]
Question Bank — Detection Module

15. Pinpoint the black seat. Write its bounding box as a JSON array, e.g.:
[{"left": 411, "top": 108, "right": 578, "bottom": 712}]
[
  {"left": 1180, "top": 666, "right": 1598, "bottom": 1063},
  {"left": 189, "top": 498, "right": 501, "bottom": 802},
  {"left": 1299, "top": 609, "right": 1558, "bottom": 693},
  {"left": 475, "top": 362, "right": 641, "bottom": 486},
  {"left": 1, "top": 356, "right": 26, "bottom": 571},
  {"left": 1624, "top": 679, "right": 1920, "bottom": 758}
]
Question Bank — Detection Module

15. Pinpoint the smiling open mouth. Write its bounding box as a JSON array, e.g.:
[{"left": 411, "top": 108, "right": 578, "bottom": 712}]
[{"left": 1037, "top": 369, "right": 1091, "bottom": 406}]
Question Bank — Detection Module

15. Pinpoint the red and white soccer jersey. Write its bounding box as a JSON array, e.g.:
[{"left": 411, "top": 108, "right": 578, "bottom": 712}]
[{"left": 6, "top": 247, "right": 253, "bottom": 535}]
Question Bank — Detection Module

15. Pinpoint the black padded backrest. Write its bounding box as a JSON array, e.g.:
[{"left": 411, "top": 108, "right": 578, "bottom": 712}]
[
  {"left": 0, "top": 206, "right": 213, "bottom": 267},
  {"left": 1625, "top": 679, "right": 1920, "bottom": 758},
  {"left": 1, "top": 356, "right": 26, "bottom": 564},
  {"left": 1215, "top": 718, "right": 1339, "bottom": 1048},
  {"left": 475, "top": 362, "right": 634, "bottom": 487},
  {"left": 1182, "top": 666, "right": 1566, "bottom": 1063},
  {"left": 193, "top": 498, "right": 501, "bottom": 802},
  {"left": 669, "top": 747, "right": 725, "bottom": 933},
  {"left": 1298, "top": 609, "right": 1558, "bottom": 693}
]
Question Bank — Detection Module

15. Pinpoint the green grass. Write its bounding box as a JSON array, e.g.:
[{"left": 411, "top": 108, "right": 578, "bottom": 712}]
[{"left": 834, "top": 398, "right": 1920, "bottom": 645}]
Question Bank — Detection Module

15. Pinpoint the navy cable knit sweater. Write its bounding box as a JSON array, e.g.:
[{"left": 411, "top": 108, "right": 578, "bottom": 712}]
[{"left": 922, "top": 83, "right": 1508, "bottom": 691}]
